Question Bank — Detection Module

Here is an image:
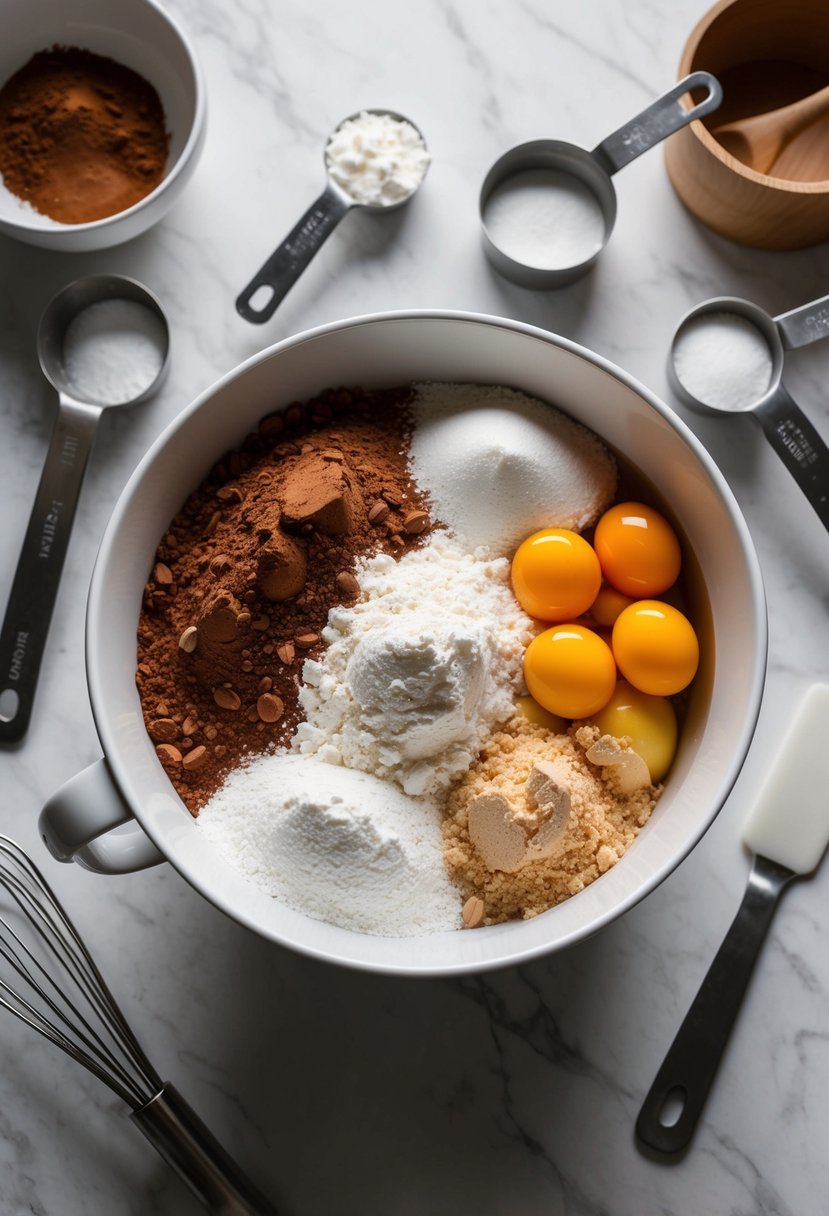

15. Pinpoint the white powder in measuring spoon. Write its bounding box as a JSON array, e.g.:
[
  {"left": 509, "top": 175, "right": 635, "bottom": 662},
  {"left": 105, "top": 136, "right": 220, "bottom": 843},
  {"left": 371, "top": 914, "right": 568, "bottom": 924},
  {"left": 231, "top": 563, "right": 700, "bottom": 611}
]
[
  {"left": 483, "top": 167, "right": 606, "bottom": 269},
  {"left": 325, "top": 111, "right": 430, "bottom": 206},
  {"left": 672, "top": 311, "right": 774, "bottom": 412},
  {"left": 62, "top": 298, "right": 167, "bottom": 405}
]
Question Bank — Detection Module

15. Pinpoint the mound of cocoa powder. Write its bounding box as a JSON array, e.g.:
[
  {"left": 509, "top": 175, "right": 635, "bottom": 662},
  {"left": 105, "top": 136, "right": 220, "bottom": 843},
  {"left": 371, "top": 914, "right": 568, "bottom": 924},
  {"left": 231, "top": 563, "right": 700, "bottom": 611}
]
[
  {"left": 0, "top": 46, "right": 169, "bottom": 223},
  {"left": 136, "top": 386, "right": 435, "bottom": 813}
]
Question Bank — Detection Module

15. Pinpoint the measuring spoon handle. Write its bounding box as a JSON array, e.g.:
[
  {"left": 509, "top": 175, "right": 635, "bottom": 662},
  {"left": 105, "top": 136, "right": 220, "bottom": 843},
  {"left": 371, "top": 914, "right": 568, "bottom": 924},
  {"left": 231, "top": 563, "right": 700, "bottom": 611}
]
[
  {"left": 636, "top": 855, "right": 792, "bottom": 1155},
  {"left": 755, "top": 384, "right": 829, "bottom": 532},
  {"left": 236, "top": 184, "right": 352, "bottom": 324},
  {"left": 775, "top": 294, "right": 829, "bottom": 350},
  {"left": 0, "top": 397, "right": 100, "bottom": 744},
  {"left": 591, "top": 71, "right": 722, "bottom": 176}
]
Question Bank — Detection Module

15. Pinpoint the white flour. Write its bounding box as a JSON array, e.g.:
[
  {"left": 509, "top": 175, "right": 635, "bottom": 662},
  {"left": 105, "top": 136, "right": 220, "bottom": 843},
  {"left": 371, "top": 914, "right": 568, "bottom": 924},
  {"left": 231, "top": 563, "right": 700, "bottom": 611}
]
[
  {"left": 482, "top": 167, "right": 606, "bottom": 269},
  {"left": 672, "top": 311, "right": 774, "bottom": 412},
  {"left": 409, "top": 383, "right": 616, "bottom": 556},
  {"left": 62, "top": 298, "right": 166, "bottom": 405},
  {"left": 197, "top": 754, "right": 460, "bottom": 936},
  {"left": 293, "top": 532, "right": 534, "bottom": 797},
  {"left": 325, "top": 111, "right": 430, "bottom": 206}
]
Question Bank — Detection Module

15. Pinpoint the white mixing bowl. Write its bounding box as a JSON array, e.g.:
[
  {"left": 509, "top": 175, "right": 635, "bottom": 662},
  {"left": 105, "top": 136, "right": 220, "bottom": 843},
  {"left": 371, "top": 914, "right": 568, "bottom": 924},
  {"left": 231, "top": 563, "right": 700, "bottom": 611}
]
[{"left": 40, "top": 312, "right": 766, "bottom": 975}]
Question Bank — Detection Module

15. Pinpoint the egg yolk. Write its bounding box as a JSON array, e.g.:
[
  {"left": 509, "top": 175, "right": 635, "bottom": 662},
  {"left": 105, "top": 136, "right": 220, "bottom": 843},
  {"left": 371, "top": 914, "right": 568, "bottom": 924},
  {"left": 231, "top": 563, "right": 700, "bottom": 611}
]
[
  {"left": 589, "top": 583, "right": 635, "bottom": 626},
  {"left": 612, "top": 600, "right": 699, "bottom": 696},
  {"left": 593, "top": 502, "right": 681, "bottom": 597},
  {"left": 511, "top": 529, "right": 602, "bottom": 621},
  {"left": 514, "top": 695, "right": 567, "bottom": 734},
  {"left": 524, "top": 624, "right": 617, "bottom": 719},
  {"left": 592, "top": 680, "right": 678, "bottom": 781}
]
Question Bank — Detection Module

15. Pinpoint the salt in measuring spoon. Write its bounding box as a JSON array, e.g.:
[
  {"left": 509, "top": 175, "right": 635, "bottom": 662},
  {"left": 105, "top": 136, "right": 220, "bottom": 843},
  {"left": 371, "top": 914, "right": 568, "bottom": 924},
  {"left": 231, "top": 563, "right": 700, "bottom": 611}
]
[
  {"left": 480, "top": 72, "right": 722, "bottom": 288},
  {"left": 0, "top": 275, "right": 169, "bottom": 743},
  {"left": 668, "top": 293, "right": 829, "bottom": 533},
  {"left": 236, "top": 108, "right": 429, "bottom": 324}
]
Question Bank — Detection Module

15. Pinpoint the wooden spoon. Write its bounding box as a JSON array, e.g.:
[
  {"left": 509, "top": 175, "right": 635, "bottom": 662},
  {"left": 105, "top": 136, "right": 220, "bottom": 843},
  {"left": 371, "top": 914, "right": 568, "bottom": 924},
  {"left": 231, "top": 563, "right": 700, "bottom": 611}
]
[
  {"left": 768, "top": 111, "right": 829, "bottom": 181},
  {"left": 713, "top": 82, "right": 829, "bottom": 174}
]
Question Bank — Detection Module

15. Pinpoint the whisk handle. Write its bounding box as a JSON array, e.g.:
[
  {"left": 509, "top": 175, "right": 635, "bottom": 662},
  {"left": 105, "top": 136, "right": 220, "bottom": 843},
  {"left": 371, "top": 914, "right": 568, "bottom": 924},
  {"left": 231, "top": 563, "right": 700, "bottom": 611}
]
[{"left": 132, "top": 1084, "right": 279, "bottom": 1215}]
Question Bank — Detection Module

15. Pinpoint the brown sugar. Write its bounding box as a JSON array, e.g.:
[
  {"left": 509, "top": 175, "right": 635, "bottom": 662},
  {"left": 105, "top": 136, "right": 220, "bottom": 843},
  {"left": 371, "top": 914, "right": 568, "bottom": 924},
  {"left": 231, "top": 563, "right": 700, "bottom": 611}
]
[
  {"left": 135, "top": 386, "right": 434, "bottom": 814},
  {"left": 441, "top": 716, "right": 660, "bottom": 923}
]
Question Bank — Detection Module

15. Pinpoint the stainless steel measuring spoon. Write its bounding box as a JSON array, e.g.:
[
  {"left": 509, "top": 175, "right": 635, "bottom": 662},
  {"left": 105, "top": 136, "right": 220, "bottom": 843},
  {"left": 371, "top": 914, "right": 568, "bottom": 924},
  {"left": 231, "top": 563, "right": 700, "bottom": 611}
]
[
  {"left": 668, "top": 293, "right": 829, "bottom": 532},
  {"left": 480, "top": 72, "right": 722, "bottom": 288},
  {"left": 236, "top": 108, "right": 429, "bottom": 324},
  {"left": 0, "top": 275, "right": 169, "bottom": 743}
]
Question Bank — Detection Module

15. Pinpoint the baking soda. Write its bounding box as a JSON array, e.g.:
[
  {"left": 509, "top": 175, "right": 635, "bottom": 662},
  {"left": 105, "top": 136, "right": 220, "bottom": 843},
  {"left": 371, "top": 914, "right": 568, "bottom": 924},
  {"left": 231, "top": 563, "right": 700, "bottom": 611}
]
[
  {"left": 672, "top": 311, "right": 774, "bottom": 412},
  {"left": 483, "top": 167, "right": 606, "bottom": 269},
  {"left": 62, "top": 298, "right": 166, "bottom": 405}
]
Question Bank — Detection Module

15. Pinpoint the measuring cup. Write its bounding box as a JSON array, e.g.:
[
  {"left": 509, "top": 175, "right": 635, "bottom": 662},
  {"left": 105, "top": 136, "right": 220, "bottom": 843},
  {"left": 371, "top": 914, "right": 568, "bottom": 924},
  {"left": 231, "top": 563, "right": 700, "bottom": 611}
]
[
  {"left": 669, "top": 293, "right": 829, "bottom": 532},
  {"left": 236, "top": 108, "right": 429, "bottom": 324},
  {"left": 0, "top": 275, "right": 170, "bottom": 743},
  {"left": 480, "top": 72, "right": 722, "bottom": 288}
]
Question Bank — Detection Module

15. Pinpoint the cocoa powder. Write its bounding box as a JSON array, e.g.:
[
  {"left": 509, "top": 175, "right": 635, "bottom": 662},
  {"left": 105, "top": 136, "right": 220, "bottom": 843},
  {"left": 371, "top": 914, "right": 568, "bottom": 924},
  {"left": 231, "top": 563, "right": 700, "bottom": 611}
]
[
  {"left": 0, "top": 46, "right": 169, "bottom": 223},
  {"left": 136, "top": 386, "right": 435, "bottom": 813}
]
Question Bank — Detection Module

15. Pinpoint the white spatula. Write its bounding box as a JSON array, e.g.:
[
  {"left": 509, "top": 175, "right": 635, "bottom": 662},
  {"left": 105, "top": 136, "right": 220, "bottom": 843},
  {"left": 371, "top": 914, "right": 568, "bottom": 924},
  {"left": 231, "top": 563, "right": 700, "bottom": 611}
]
[{"left": 636, "top": 683, "right": 829, "bottom": 1154}]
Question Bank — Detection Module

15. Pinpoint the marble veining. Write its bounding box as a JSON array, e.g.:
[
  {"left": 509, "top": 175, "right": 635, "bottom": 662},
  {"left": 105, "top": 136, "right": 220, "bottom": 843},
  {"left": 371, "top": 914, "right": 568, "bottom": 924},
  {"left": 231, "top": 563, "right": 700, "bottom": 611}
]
[{"left": 1, "top": 0, "right": 828, "bottom": 1212}]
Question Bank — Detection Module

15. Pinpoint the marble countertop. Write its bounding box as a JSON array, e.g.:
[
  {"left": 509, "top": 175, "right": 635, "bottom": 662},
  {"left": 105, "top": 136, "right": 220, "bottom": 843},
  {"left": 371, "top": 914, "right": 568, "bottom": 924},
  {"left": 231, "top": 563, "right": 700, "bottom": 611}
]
[{"left": 1, "top": 1, "right": 828, "bottom": 1212}]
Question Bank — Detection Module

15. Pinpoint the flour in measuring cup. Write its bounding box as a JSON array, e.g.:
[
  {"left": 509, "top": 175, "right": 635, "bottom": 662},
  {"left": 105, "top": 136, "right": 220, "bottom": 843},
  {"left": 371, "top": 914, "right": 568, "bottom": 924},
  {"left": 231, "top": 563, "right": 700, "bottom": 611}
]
[
  {"left": 672, "top": 311, "right": 774, "bottom": 412},
  {"left": 482, "top": 167, "right": 606, "bottom": 270},
  {"left": 62, "top": 298, "right": 166, "bottom": 405}
]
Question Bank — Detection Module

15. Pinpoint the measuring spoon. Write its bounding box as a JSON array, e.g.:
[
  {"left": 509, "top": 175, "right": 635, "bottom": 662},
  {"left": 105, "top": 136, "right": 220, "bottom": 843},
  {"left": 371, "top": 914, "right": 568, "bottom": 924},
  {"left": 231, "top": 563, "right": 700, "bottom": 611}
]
[
  {"left": 0, "top": 275, "right": 169, "bottom": 743},
  {"left": 668, "top": 293, "right": 829, "bottom": 533},
  {"left": 480, "top": 72, "right": 722, "bottom": 288},
  {"left": 236, "top": 108, "right": 429, "bottom": 324}
]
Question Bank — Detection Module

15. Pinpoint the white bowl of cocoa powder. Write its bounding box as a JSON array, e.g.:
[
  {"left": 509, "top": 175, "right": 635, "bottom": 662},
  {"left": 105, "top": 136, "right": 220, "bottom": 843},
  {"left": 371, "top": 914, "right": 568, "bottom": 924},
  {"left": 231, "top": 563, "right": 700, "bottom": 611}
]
[
  {"left": 40, "top": 312, "right": 766, "bottom": 975},
  {"left": 0, "top": 0, "right": 205, "bottom": 250}
]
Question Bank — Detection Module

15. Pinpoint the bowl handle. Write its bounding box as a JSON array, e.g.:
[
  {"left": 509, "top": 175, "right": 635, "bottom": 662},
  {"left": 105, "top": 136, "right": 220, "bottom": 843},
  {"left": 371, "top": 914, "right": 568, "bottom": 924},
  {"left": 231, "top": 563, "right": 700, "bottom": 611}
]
[{"left": 40, "top": 759, "right": 165, "bottom": 874}]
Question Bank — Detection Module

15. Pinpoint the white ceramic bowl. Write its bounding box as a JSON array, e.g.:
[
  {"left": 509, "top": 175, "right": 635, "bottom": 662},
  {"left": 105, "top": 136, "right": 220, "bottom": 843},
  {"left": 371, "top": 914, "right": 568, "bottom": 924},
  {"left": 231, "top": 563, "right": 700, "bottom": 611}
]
[
  {"left": 0, "top": 0, "right": 205, "bottom": 250},
  {"left": 40, "top": 312, "right": 767, "bottom": 976}
]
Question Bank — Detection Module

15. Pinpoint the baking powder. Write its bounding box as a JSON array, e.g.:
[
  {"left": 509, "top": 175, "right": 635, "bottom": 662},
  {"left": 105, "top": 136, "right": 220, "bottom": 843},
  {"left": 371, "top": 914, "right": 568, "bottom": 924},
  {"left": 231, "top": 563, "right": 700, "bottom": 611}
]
[
  {"left": 63, "top": 298, "right": 166, "bottom": 405},
  {"left": 325, "top": 111, "right": 429, "bottom": 206}
]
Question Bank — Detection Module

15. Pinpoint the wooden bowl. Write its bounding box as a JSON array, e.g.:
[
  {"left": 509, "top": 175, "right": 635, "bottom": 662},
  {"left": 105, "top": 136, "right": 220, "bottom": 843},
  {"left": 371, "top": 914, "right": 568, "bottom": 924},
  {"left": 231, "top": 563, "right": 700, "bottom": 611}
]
[{"left": 666, "top": 0, "right": 829, "bottom": 249}]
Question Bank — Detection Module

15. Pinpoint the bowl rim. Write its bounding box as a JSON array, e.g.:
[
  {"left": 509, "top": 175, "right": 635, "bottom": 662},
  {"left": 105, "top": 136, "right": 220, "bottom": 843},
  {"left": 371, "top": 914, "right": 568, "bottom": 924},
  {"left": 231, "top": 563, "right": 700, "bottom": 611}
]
[
  {"left": 0, "top": 0, "right": 207, "bottom": 235},
  {"left": 86, "top": 308, "right": 769, "bottom": 976}
]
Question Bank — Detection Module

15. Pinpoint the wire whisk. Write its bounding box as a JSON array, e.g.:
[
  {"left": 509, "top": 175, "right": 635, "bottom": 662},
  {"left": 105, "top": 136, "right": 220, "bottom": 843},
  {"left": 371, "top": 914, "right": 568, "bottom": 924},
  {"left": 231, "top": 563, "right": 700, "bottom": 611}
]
[{"left": 0, "top": 835, "right": 277, "bottom": 1215}]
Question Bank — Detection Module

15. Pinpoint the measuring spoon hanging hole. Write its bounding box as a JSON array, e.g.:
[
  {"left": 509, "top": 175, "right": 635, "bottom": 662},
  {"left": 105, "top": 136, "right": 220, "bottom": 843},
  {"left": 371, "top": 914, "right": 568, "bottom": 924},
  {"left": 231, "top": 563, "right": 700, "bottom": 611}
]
[
  {"left": 0, "top": 275, "right": 169, "bottom": 744},
  {"left": 235, "top": 109, "right": 430, "bottom": 324}
]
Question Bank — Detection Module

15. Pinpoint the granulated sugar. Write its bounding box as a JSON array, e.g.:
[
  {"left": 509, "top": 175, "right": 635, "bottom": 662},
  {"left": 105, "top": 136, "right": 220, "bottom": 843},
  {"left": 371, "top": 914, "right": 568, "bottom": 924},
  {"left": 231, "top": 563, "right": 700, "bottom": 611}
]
[
  {"left": 482, "top": 167, "right": 606, "bottom": 269},
  {"left": 409, "top": 383, "right": 616, "bottom": 556},
  {"left": 198, "top": 754, "right": 460, "bottom": 936},
  {"left": 672, "top": 311, "right": 774, "bottom": 412},
  {"left": 294, "top": 531, "right": 534, "bottom": 797}
]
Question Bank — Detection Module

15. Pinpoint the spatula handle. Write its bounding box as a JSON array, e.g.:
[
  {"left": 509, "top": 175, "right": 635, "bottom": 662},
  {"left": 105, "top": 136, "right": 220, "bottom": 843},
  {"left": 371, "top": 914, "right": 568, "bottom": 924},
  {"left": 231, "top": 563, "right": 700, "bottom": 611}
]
[{"left": 636, "top": 855, "right": 792, "bottom": 1154}]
